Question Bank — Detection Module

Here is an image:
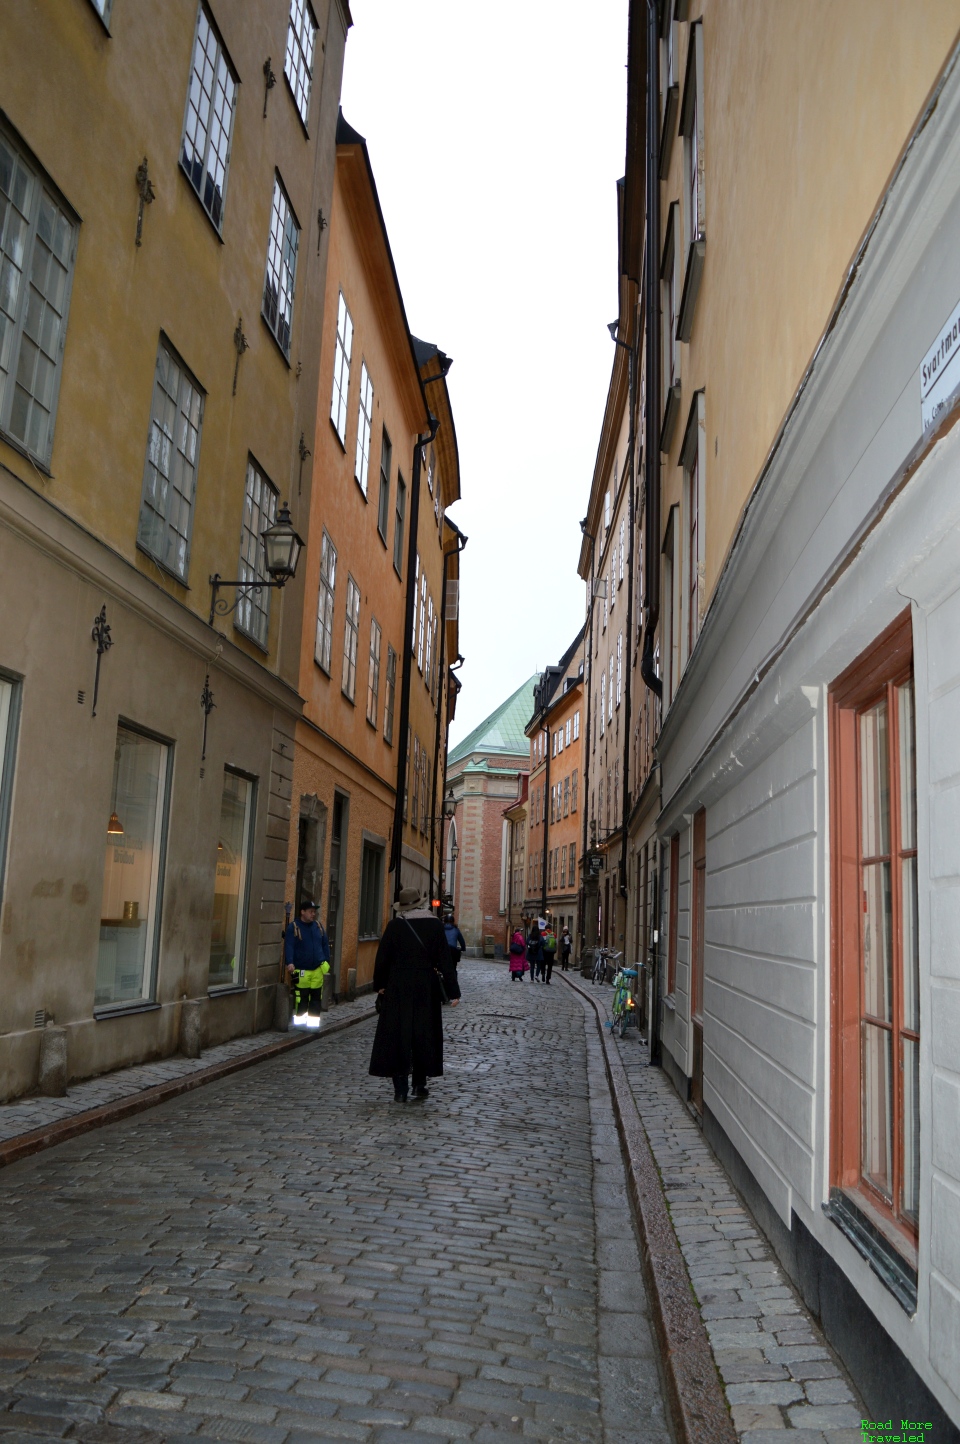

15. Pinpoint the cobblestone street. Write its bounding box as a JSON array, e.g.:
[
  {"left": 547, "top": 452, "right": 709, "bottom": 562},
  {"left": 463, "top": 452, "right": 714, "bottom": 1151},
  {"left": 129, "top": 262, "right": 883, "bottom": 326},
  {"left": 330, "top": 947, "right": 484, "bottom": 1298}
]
[{"left": 0, "top": 964, "right": 669, "bottom": 1444}]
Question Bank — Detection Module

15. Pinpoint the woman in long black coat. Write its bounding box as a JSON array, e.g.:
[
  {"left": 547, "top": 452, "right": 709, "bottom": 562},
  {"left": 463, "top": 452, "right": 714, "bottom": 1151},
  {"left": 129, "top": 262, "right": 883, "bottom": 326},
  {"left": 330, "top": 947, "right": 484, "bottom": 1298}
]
[{"left": 369, "top": 891, "right": 461, "bottom": 1102}]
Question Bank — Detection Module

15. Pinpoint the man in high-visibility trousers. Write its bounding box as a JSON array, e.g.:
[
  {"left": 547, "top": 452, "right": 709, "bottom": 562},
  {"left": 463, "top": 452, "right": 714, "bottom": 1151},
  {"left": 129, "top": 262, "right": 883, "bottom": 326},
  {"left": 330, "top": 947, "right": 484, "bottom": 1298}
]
[{"left": 284, "top": 900, "right": 331, "bottom": 1015}]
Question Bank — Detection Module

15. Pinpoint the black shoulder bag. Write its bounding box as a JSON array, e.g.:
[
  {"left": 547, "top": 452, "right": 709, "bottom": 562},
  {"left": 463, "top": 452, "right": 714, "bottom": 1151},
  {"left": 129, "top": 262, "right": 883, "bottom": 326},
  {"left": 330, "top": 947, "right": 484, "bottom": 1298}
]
[{"left": 402, "top": 917, "right": 450, "bottom": 1003}]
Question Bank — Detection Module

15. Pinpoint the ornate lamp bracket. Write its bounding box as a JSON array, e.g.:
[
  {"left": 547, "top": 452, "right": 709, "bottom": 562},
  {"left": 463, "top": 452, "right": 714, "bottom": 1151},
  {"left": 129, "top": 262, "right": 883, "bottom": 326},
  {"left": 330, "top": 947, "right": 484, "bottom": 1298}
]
[
  {"left": 297, "top": 431, "right": 311, "bottom": 494},
  {"left": 232, "top": 315, "right": 249, "bottom": 396},
  {"left": 135, "top": 157, "right": 155, "bottom": 247},
  {"left": 200, "top": 675, "right": 216, "bottom": 762},
  {"left": 317, "top": 208, "right": 328, "bottom": 255},
  {"left": 91, "top": 605, "right": 113, "bottom": 718},
  {"left": 262, "top": 57, "right": 277, "bottom": 118}
]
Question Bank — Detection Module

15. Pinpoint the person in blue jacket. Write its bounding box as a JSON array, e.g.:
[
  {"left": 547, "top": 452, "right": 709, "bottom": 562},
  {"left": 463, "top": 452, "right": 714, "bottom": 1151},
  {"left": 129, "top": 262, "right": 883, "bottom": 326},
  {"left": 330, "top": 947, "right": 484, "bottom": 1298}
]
[{"left": 284, "top": 900, "right": 331, "bottom": 1015}]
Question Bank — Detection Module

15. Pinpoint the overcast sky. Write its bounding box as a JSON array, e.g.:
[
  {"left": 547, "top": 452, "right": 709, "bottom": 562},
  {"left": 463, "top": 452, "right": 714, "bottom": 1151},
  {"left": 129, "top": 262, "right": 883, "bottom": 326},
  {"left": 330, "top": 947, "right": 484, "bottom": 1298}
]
[{"left": 340, "top": 1, "right": 630, "bottom": 747}]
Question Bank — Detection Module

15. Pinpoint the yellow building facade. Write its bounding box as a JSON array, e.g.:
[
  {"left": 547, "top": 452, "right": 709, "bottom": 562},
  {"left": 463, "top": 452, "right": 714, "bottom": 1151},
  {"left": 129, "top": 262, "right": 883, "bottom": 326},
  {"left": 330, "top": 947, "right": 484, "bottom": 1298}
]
[{"left": 0, "top": 0, "right": 350, "bottom": 1099}]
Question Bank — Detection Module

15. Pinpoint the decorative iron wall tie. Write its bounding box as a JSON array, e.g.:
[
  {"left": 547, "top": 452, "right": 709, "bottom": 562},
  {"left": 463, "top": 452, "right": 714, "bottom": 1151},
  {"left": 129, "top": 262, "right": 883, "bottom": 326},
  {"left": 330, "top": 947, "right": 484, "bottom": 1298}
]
[
  {"left": 200, "top": 675, "right": 216, "bottom": 762},
  {"left": 91, "top": 605, "right": 113, "bottom": 718},
  {"left": 297, "top": 431, "right": 311, "bottom": 494},
  {"left": 317, "top": 208, "right": 328, "bottom": 255},
  {"left": 262, "top": 57, "right": 276, "bottom": 118},
  {"left": 232, "top": 316, "right": 249, "bottom": 396},
  {"left": 135, "top": 157, "right": 155, "bottom": 247}
]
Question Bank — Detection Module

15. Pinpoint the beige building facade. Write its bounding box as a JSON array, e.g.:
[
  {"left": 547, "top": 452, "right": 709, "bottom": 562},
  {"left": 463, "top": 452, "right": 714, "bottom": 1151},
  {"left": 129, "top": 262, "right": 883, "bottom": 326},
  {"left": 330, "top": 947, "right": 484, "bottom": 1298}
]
[{"left": 0, "top": 0, "right": 349, "bottom": 1100}]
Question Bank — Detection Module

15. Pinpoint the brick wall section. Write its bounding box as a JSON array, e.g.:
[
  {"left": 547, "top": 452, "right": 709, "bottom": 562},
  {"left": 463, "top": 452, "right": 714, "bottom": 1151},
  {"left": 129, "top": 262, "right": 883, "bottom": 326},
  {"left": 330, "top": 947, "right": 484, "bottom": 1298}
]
[{"left": 450, "top": 765, "right": 522, "bottom": 953}]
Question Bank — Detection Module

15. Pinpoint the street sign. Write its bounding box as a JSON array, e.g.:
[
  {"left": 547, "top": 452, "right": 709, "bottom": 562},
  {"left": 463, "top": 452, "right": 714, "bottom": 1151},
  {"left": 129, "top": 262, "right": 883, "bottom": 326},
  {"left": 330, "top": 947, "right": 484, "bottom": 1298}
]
[{"left": 921, "top": 295, "right": 960, "bottom": 432}]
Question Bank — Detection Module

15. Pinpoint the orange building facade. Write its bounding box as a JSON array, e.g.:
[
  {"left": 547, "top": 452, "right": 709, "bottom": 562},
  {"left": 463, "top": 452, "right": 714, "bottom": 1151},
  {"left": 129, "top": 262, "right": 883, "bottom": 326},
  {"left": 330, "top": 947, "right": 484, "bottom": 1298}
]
[{"left": 524, "top": 632, "right": 584, "bottom": 947}]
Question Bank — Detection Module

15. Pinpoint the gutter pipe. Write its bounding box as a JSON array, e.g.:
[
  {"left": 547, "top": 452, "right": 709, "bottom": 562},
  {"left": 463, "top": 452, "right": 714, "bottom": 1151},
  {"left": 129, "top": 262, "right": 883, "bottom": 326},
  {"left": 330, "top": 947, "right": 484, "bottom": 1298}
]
[{"left": 640, "top": 0, "right": 663, "bottom": 703}]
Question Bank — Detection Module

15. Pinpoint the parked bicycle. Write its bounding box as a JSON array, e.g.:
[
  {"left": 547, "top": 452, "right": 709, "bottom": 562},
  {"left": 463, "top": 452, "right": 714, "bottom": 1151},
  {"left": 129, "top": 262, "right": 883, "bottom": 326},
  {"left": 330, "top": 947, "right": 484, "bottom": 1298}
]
[
  {"left": 592, "top": 947, "right": 621, "bottom": 985},
  {"left": 611, "top": 964, "right": 638, "bottom": 1037}
]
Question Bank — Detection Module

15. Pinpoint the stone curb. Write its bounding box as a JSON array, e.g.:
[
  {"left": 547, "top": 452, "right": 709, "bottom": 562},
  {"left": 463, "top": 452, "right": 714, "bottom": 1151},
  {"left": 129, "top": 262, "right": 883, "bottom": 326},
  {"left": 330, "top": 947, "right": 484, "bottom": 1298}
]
[
  {"left": 564, "top": 973, "right": 737, "bottom": 1444},
  {"left": 0, "top": 1007, "right": 377, "bottom": 1171}
]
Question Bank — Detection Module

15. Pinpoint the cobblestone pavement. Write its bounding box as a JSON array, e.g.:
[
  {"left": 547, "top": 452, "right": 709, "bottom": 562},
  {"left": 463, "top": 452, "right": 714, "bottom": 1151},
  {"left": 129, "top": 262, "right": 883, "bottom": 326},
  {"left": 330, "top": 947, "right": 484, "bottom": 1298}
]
[
  {"left": 0, "top": 963, "right": 670, "bottom": 1444},
  {"left": 583, "top": 981, "right": 864, "bottom": 1444},
  {"left": 0, "top": 997, "right": 375, "bottom": 1146}
]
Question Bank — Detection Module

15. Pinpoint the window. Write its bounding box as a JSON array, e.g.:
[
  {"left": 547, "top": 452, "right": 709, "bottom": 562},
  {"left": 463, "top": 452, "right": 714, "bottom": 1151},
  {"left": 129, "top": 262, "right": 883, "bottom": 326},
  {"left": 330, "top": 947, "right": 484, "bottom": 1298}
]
[
  {"left": 571, "top": 769, "right": 578, "bottom": 813},
  {"left": 96, "top": 725, "right": 171, "bottom": 1008},
  {"left": 568, "top": 844, "right": 576, "bottom": 887},
  {"left": 342, "top": 575, "right": 360, "bottom": 701},
  {"left": 0, "top": 127, "right": 76, "bottom": 465},
  {"left": 403, "top": 728, "right": 411, "bottom": 820},
  {"left": 366, "top": 619, "right": 381, "bottom": 727},
  {"left": 604, "top": 489, "right": 611, "bottom": 532},
  {"left": 563, "top": 776, "right": 570, "bottom": 817},
  {"left": 558, "top": 728, "right": 564, "bottom": 754},
  {"left": 355, "top": 362, "right": 373, "bottom": 494},
  {"left": 358, "top": 841, "right": 384, "bottom": 938},
  {"left": 235, "top": 458, "right": 278, "bottom": 649},
  {"left": 609, "top": 656, "right": 615, "bottom": 718},
  {"left": 610, "top": 561, "right": 615, "bottom": 610},
  {"left": 411, "top": 736, "right": 420, "bottom": 830},
  {"left": 378, "top": 428, "right": 392, "bottom": 541},
  {"left": 425, "top": 595, "right": 434, "bottom": 683},
  {"left": 830, "top": 612, "right": 919, "bottom": 1252},
  {"left": 619, "top": 521, "right": 625, "bottom": 584},
  {"left": 314, "top": 530, "right": 337, "bottom": 673},
  {"left": 420, "top": 751, "right": 429, "bottom": 836},
  {"left": 262, "top": 175, "right": 299, "bottom": 358},
  {"left": 677, "top": 21, "right": 706, "bottom": 341},
  {"left": 138, "top": 337, "right": 204, "bottom": 582},
  {"left": 394, "top": 474, "right": 406, "bottom": 574},
  {"left": 598, "top": 777, "right": 604, "bottom": 833},
  {"left": 549, "top": 786, "right": 555, "bottom": 824},
  {"left": 600, "top": 686, "right": 605, "bottom": 737},
  {"left": 384, "top": 644, "right": 397, "bottom": 744},
  {"left": 430, "top": 613, "right": 439, "bottom": 701},
  {"left": 667, "top": 833, "right": 679, "bottom": 994},
  {"left": 0, "top": 675, "right": 19, "bottom": 911},
  {"left": 661, "top": 204, "right": 680, "bottom": 411},
  {"left": 561, "top": 846, "right": 567, "bottom": 889},
  {"left": 180, "top": 5, "right": 237, "bottom": 233},
  {"left": 566, "top": 719, "right": 571, "bottom": 746},
  {"left": 330, "top": 291, "right": 353, "bottom": 445},
  {"left": 417, "top": 563, "right": 427, "bottom": 671},
  {"left": 573, "top": 710, "right": 580, "bottom": 741},
  {"left": 284, "top": 0, "right": 317, "bottom": 128},
  {"left": 616, "top": 632, "right": 623, "bottom": 707},
  {"left": 209, "top": 769, "right": 255, "bottom": 989},
  {"left": 89, "top": 0, "right": 114, "bottom": 22},
  {"left": 606, "top": 769, "right": 612, "bottom": 830}
]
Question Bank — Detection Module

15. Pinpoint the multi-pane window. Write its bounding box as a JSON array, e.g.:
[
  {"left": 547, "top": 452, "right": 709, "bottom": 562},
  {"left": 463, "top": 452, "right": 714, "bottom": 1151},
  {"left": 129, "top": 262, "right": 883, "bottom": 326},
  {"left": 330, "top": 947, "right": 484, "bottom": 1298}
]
[
  {"left": 610, "top": 560, "right": 615, "bottom": 610},
  {"left": 561, "top": 847, "right": 567, "bottom": 889},
  {"left": 425, "top": 595, "right": 434, "bottom": 683},
  {"left": 563, "top": 776, "right": 570, "bottom": 817},
  {"left": 358, "top": 841, "right": 384, "bottom": 938},
  {"left": 180, "top": 5, "right": 237, "bottom": 232},
  {"left": 366, "top": 618, "right": 381, "bottom": 727},
  {"left": 342, "top": 575, "right": 360, "bottom": 701},
  {"left": 209, "top": 769, "right": 255, "bottom": 989},
  {"left": 355, "top": 362, "right": 373, "bottom": 494},
  {"left": 568, "top": 843, "right": 576, "bottom": 887},
  {"left": 377, "top": 427, "right": 391, "bottom": 541},
  {"left": 417, "top": 562, "right": 427, "bottom": 671},
  {"left": 384, "top": 645, "right": 397, "bottom": 744},
  {"left": 284, "top": 0, "right": 317, "bottom": 128},
  {"left": 831, "top": 614, "right": 919, "bottom": 1247},
  {"left": 616, "top": 632, "right": 622, "bottom": 707},
  {"left": 411, "top": 737, "right": 420, "bottom": 830},
  {"left": 89, "top": 0, "right": 114, "bottom": 22},
  {"left": 330, "top": 291, "right": 353, "bottom": 445},
  {"left": 688, "top": 453, "right": 700, "bottom": 654},
  {"left": 600, "top": 686, "right": 605, "bottom": 737},
  {"left": 420, "top": 752, "right": 429, "bottom": 836},
  {"left": 566, "top": 719, "right": 571, "bottom": 746},
  {"left": 430, "top": 614, "right": 439, "bottom": 700},
  {"left": 609, "top": 656, "right": 615, "bottom": 717},
  {"left": 314, "top": 531, "right": 337, "bottom": 673},
  {"left": 687, "top": 75, "right": 700, "bottom": 243},
  {"left": 619, "top": 521, "right": 625, "bottom": 583},
  {"left": 394, "top": 474, "right": 406, "bottom": 573},
  {"left": 573, "top": 710, "right": 580, "bottom": 741},
  {"left": 571, "top": 769, "right": 578, "bottom": 813},
  {"left": 0, "top": 129, "right": 76, "bottom": 465},
  {"left": 138, "top": 337, "right": 204, "bottom": 582},
  {"left": 262, "top": 175, "right": 299, "bottom": 357},
  {"left": 236, "top": 458, "right": 278, "bottom": 648}
]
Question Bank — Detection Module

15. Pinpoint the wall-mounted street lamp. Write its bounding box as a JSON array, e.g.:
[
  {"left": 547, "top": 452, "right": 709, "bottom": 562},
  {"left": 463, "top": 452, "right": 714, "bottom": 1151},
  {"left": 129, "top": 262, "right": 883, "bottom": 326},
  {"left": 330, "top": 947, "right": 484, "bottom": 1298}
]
[
  {"left": 208, "top": 502, "right": 304, "bottom": 627},
  {"left": 450, "top": 841, "right": 460, "bottom": 863},
  {"left": 442, "top": 787, "right": 457, "bottom": 820}
]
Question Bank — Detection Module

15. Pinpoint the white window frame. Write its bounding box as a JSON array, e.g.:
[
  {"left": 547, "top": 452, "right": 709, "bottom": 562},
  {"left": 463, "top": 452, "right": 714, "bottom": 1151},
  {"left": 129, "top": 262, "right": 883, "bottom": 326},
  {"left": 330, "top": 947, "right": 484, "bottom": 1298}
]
[
  {"left": 180, "top": 4, "right": 238, "bottom": 234},
  {"left": 284, "top": 0, "right": 318, "bottom": 130},
  {"left": 384, "top": 644, "right": 397, "bottom": 744},
  {"left": 377, "top": 427, "right": 391, "bottom": 542},
  {"left": 425, "top": 594, "right": 434, "bottom": 684},
  {"left": 565, "top": 719, "right": 571, "bottom": 746},
  {"left": 342, "top": 574, "right": 360, "bottom": 701},
  {"left": 137, "top": 335, "right": 204, "bottom": 583},
  {"left": 417, "top": 563, "right": 427, "bottom": 672},
  {"left": 680, "top": 390, "right": 706, "bottom": 664},
  {"left": 314, "top": 530, "right": 337, "bottom": 674},
  {"left": 0, "top": 124, "right": 77, "bottom": 466},
  {"left": 366, "top": 618, "right": 381, "bottom": 728},
  {"left": 235, "top": 456, "right": 278, "bottom": 650},
  {"left": 573, "top": 710, "right": 580, "bottom": 741},
  {"left": 355, "top": 361, "right": 373, "bottom": 495},
  {"left": 330, "top": 291, "right": 353, "bottom": 446},
  {"left": 619, "top": 520, "right": 625, "bottom": 584},
  {"left": 262, "top": 174, "right": 300, "bottom": 358},
  {"left": 616, "top": 632, "right": 622, "bottom": 707}
]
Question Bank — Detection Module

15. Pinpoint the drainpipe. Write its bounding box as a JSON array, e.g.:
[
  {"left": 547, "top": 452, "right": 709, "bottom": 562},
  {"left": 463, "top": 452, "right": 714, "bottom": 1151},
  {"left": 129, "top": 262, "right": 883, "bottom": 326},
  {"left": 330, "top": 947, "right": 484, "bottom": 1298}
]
[
  {"left": 579, "top": 522, "right": 596, "bottom": 953},
  {"left": 540, "top": 717, "right": 550, "bottom": 921},
  {"left": 611, "top": 323, "right": 639, "bottom": 906},
  {"left": 429, "top": 530, "right": 468, "bottom": 913},
  {"left": 438, "top": 656, "right": 464, "bottom": 913},
  {"left": 390, "top": 415, "right": 440, "bottom": 901},
  {"left": 640, "top": 0, "right": 663, "bottom": 702}
]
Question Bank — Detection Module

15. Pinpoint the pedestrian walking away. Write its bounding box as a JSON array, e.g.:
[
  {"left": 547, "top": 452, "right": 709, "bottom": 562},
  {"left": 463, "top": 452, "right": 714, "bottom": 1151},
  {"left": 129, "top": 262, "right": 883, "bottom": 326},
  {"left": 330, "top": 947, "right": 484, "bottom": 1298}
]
[
  {"left": 442, "top": 911, "right": 466, "bottom": 994},
  {"left": 369, "top": 887, "right": 461, "bottom": 1102},
  {"left": 508, "top": 927, "right": 528, "bottom": 981},
  {"left": 560, "top": 925, "right": 573, "bottom": 971},
  {"left": 541, "top": 923, "right": 557, "bottom": 984},
  {"left": 526, "top": 921, "right": 543, "bottom": 982},
  {"left": 284, "top": 900, "right": 331, "bottom": 1015}
]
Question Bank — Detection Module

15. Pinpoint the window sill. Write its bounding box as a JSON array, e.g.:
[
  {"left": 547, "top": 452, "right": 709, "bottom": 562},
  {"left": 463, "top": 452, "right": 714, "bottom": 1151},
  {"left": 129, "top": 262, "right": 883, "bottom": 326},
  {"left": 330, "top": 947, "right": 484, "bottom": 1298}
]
[
  {"left": 341, "top": 690, "right": 356, "bottom": 706},
  {"left": 178, "top": 162, "right": 225, "bottom": 244},
  {"left": 284, "top": 73, "right": 311, "bottom": 139},
  {"left": 329, "top": 416, "right": 347, "bottom": 453},
  {"left": 663, "top": 993, "right": 677, "bottom": 1011},
  {"left": 677, "top": 237, "right": 705, "bottom": 342},
  {"left": 822, "top": 1187, "right": 917, "bottom": 1314},
  {"left": 260, "top": 311, "right": 292, "bottom": 368},
  {"left": 659, "top": 85, "right": 679, "bottom": 178},
  {"left": 357, "top": 933, "right": 382, "bottom": 943},
  {"left": 135, "top": 542, "right": 190, "bottom": 590},
  {"left": 354, "top": 477, "right": 369, "bottom": 502},
  {"left": 208, "top": 984, "right": 248, "bottom": 998},
  {"left": 233, "top": 620, "right": 269, "bottom": 655},
  {"left": 660, "top": 382, "right": 681, "bottom": 453},
  {"left": 94, "top": 1000, "right": 161, "bottom": 1021},
  {"left": 376, "top": 528, "right": 388, "bottom": 548},
  {"left": 314, "top": 659, "right": 331, "bottom": 677},
  {"left": 0, "top": 427, "right": 54, "bottom": 477}
]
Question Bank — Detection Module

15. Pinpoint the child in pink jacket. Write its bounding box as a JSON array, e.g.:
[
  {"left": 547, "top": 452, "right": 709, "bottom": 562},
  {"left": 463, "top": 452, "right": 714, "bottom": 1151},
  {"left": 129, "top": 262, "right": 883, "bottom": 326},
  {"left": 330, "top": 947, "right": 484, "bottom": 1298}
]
[{"left": 508, "top": 928, "right": 528, "bottom": 981}]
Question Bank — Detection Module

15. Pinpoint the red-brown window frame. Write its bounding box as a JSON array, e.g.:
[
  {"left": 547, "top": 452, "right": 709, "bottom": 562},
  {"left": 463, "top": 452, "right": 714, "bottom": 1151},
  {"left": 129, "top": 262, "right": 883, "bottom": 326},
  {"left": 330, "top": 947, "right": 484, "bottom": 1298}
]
[
  {"left": 829, "top": 607, "right": 917, "bottom": 1259},
  {"left": 667, "top": 833, "right": 680, "bottom": 994}
]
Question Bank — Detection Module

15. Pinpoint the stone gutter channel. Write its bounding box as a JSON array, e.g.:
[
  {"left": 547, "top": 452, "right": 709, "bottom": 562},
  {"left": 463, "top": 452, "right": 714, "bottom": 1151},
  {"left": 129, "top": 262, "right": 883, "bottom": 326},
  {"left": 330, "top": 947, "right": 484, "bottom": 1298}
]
[
  {"left": 563, "top": 971, "right": 865, "bottom": 1444},
  {"left": 0, "top": 1001, "right": 377, "bottom": 1170}
]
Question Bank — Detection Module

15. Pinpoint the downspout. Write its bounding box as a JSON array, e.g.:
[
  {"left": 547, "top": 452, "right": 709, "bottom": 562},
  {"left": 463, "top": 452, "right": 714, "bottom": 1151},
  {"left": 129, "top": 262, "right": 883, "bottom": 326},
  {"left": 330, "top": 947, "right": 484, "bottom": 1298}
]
[
  {"left": 540, "top": 717, "right": 550, "bottom": 920},
  {"left": 439, "top": 656, "right": 464, "bottom": 911},
  {"left": 618, "top": 327, "right": 639, "bottom": 902},
  {"left": 640, "top": 0, "right": 662, "bottom": 702},
  {"left": 429, "top": 531, "right": 467, "bottom": 913},
  {"left": 390, "top": 414, "right": 440, "bottom": 900},
  {"left": 579, "top": 525, "right": 596, "bottom": 953}
]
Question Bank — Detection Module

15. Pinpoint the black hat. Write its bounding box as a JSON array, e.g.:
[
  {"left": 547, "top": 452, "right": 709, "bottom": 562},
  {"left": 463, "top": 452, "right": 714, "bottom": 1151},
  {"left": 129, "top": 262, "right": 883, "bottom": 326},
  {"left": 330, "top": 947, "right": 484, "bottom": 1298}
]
[{"left": 299, "top": 899, "right": 318, "bottom": 911}]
